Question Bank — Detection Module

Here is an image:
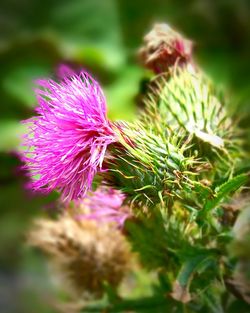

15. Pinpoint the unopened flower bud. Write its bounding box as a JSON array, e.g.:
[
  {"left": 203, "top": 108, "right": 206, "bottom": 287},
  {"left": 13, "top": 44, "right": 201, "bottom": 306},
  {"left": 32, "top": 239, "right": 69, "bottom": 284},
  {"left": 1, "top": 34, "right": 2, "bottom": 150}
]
[{"left": 138, "top": 23, "right": 193, "bottom": 73}]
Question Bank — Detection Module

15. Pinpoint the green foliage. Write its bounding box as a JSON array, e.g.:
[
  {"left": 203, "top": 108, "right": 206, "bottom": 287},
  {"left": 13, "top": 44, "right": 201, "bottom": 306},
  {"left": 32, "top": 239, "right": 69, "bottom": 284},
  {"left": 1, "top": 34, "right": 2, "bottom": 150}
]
[
  {"left": 2, "top": 1, "right": 250, "bottom": 312},
  {"left": 125, "top": 208, "right": 183, "bottom": 269},
  {"left": 99, "top": 42, "right": 249, "bottom": 313},
  {"left": 202, "top": 174, "right": 248, "bottom": 213}
]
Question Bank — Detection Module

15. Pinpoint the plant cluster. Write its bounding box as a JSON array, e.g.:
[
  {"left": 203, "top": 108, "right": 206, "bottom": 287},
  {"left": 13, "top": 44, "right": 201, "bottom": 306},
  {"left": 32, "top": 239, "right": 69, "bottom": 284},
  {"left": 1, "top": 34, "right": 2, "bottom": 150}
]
[{"left": 22, "top": 24, "right": 250, "bottom": 312}]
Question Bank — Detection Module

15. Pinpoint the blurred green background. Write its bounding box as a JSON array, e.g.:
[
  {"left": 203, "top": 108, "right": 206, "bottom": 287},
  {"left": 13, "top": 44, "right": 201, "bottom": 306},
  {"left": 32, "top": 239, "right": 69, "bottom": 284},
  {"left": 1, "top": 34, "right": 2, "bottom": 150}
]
[{"left": 1, "top": 0, "right": 250, "bottom": 312}]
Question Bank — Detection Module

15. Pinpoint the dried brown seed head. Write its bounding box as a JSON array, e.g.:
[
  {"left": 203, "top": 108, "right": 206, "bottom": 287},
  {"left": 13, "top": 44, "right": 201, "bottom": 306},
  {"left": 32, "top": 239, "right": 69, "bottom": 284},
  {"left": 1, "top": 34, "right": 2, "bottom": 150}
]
[{"left": 27, "top": 215, "right": 131, "bottom": 299}]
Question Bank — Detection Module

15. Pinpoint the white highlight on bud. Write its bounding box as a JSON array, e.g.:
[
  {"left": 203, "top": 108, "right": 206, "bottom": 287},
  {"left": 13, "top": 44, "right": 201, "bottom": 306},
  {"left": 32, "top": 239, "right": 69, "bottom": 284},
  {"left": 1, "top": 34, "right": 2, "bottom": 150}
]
[{"left": 194, "top": 128, "right": 224, "bottom": 148}]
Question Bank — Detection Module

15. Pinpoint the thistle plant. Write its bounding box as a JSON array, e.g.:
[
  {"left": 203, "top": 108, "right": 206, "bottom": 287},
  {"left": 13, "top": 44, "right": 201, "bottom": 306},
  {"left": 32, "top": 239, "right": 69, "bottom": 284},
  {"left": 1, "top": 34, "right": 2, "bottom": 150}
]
[{"left": 21, "top": 23, "right": 250, "bottom": 312}]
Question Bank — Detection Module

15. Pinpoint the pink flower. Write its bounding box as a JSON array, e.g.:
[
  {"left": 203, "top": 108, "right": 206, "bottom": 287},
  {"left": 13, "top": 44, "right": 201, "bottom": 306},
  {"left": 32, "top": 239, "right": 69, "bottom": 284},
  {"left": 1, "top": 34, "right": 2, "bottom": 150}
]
[
  {"left": 21, "top": 68, "right": 116, "bottom": 202},
  {"left": 77, "top": 187, "right": 130, "bottom": 227}
]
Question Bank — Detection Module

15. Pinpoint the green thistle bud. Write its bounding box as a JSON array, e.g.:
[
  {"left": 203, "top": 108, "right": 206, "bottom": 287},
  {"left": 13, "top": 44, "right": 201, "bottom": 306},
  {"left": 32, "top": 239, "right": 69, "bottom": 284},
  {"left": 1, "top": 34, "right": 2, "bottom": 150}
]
[
  {"left": 105, "top": 122, "right": 195, "bottom": 209},
  {"left": 143, "top": 66, "right": 243, "bottom": 177},
  {"left": 102, "top": 63, "right": 245, "bottom": 214}
]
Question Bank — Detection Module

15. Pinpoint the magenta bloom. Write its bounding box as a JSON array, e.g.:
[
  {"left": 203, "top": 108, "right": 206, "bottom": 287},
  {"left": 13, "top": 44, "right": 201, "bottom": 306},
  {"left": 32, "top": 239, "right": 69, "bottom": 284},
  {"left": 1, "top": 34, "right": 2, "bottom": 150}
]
[
  {"left": 77, "top": 187, "right": 130, "bottom": 227},
  {"left": 21, "top": 68, "right": 116, "bottom": 201}
]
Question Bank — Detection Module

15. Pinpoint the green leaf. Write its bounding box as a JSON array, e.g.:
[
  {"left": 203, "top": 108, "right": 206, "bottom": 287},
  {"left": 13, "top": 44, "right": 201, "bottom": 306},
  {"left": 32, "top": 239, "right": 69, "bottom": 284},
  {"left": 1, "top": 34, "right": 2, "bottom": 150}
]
[
  {"left": 203, "top": 174, "right": 248, "bottom": 213},
  {"left": 171, "top": 253, "right": 216, "bottom": 303},
  {"left": 193, "top": 181, "right": 214, "bottom": 200},
  {"left": 201, "top": 283, "right": 224, "bottom": 313}
]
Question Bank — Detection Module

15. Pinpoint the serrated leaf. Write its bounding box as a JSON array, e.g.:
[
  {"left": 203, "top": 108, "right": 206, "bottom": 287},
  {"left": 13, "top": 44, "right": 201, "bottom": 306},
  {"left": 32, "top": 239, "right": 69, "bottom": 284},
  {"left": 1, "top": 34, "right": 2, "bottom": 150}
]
[
  {"left": 203, "top": 174, "right": 248, "bottom": 213},
  {"left": 193, "top": 181, "right": 213, "bottom": 200}
]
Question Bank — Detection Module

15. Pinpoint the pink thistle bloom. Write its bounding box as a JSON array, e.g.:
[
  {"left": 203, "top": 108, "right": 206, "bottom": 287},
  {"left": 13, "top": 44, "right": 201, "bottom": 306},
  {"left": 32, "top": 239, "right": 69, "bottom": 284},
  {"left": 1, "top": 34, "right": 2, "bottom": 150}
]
[
  {"left": 76, "top": 187, "right": 130, "bottom": 227},
  {"left": 21, "top": 68, "right": 116, "bottom": 202}
]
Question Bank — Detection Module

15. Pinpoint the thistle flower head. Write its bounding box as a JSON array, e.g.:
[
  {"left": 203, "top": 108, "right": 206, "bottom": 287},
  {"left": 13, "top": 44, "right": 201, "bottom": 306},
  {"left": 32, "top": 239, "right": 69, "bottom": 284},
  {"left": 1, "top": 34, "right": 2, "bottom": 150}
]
[
  {"left": 104, "top": 122, "right": 195, "bottom": 209},
  {"left": 76, "top": 186, "right": 130, "bottom": 227},
  {"left": 142, "top": 66, "right": 243, "bottom": 178},
  {"left": 153, "top": 67, "right": 232, "bottom": 148},
  {"left": 139, "top": 23, "right": 193, "bottom": 73},
  {"left": 27, "top": 214, "right": 131, "bottom": 298},
  {"left": 21, "top": 68, "right": 116, "bottom": 201}
]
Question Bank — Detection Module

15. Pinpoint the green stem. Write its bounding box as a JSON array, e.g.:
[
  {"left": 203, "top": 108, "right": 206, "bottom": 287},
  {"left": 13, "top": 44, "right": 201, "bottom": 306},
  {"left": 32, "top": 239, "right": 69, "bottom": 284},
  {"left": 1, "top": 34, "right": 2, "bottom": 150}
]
[{"left": 81, "top": 295, "right": 169, "bottom": 312}]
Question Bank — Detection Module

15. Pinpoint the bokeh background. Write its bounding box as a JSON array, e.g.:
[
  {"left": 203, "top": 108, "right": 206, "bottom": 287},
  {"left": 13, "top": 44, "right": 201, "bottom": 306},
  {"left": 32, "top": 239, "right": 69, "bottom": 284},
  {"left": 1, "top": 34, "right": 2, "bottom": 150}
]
[{"left": 1, "top": 1, "right": 250, "bottom": 312}]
